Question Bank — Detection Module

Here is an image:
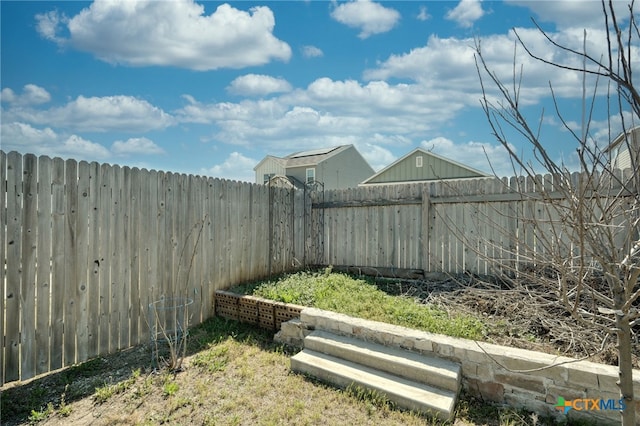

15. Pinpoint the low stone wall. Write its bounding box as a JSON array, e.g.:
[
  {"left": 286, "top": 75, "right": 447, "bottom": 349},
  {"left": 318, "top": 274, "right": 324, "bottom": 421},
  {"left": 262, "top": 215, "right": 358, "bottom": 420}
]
[{"left": 276, "top": 307, "right": 640, "bottom": 425}]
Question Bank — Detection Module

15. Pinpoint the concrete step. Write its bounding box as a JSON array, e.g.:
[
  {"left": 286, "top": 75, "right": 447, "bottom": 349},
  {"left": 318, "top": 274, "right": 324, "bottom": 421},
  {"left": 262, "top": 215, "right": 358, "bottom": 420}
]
[
  {"left": 304, "top": 330, "right": 461, "bottom": 392},
  {"left": 291, "top": 349, "right": 457, "bottom": 422}
]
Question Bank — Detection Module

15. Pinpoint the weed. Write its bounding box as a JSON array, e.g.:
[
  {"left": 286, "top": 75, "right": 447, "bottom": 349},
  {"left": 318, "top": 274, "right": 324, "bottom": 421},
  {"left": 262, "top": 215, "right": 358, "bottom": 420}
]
[
  {"left": 27, "top": 402, "right": 54, "bottom": 424},
  {"left": 192, "top": 342, "right": 230, "bottom": 372},
  {"left": 202, "top": 413, "right": 217, "bottom": 425},
  {"left": 93, "top": 369, "right": 140, "bottom": 404},
  {"left": 131, "top": 374, "right": 154, "bottom": 399},
  {"left": 93, "top": 384, "right": 115, "bottom": 404},
  {"left": 283, "top": 399, "right": 306, "bottom": 419},
  {"left": 58, "top": 402, "right": 72, "bottom": 418},
  {"left": 163, "top": 378, "right": 180, "bottom": 397},
  {"left": 58, "top": 388, "right": 72, "bottom": 417},
  {"left": 168, "top": 396, "right": 191, "bottom": 414},
  {"left": 345, "top": 383, "right": 394, "bottom": 411}
]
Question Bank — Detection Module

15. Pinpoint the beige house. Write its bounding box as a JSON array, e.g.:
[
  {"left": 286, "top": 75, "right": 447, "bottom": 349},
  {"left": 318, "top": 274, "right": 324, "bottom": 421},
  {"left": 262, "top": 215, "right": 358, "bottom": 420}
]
[
  {"left": 607, "top": 125, "right": 640, "bottom": 170},
  {"left": 254, "top": 145, "right": 374, "bottom": 190},
  {"left": 361, "top": 147, "right": 490, "bottom": 185}
]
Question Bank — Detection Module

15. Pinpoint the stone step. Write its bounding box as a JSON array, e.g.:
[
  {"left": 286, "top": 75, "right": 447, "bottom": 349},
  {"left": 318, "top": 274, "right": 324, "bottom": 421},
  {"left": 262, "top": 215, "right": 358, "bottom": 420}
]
[
  {"left": 303, "top": 330, "right": 461, "bottom": 392},
  {"left": 291, "top": 349, "right": 457, "bottom": 422}
]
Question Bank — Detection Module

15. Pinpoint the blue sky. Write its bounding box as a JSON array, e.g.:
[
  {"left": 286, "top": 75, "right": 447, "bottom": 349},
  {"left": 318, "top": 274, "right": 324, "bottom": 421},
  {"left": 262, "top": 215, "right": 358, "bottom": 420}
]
[{"left": 1, "top": 0, "right": 636, "bottom": 183}]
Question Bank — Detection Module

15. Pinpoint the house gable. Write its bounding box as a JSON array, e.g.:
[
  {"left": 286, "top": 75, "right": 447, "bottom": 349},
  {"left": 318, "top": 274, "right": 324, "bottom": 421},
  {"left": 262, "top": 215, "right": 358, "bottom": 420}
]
[
  {"left": 361, "top": 147, "right": 489, "bottom": 185},
  {"left": 254, "top": 155, "right": 286, "bottom": 184}
]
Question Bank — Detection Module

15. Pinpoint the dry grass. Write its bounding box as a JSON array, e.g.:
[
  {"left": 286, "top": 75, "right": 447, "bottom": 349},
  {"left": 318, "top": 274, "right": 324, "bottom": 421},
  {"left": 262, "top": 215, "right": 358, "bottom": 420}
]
[
  {"left": 1, "top": 318, "right": 428, "bottom": 425},
  {"left": 1, "top": 316, "right": 550, "bottom": 426}
]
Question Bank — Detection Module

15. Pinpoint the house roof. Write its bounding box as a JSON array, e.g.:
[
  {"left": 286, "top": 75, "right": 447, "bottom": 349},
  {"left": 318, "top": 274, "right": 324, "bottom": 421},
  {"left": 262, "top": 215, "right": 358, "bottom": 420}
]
[
  {"left": 253, "top": 155, "right": 286, "bottom": 171},
  {"left": 283, "top": 145, "right": 351, "bottom": 167},
  {"left": 361, "top": 147, "right": 490, "bottom": 185},
  {"left": 254, "top": 145, "right": 352, "bottom": 170}
]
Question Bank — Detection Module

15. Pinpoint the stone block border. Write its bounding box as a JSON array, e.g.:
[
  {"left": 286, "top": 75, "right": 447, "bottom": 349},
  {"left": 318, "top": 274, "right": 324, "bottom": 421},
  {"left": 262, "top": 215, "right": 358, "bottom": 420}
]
[
  {"left": 213, "top": 291, "right": 640, "bottom": 424},
  {"left": 275, "top": 307, "right": 640, "bottom": 425}
]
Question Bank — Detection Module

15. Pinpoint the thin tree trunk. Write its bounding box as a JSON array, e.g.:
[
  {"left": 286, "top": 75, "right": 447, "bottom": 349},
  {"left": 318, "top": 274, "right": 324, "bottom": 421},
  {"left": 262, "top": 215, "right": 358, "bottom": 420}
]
[{"left": 616, "top": 308, "right": 635, "bottom": 425}]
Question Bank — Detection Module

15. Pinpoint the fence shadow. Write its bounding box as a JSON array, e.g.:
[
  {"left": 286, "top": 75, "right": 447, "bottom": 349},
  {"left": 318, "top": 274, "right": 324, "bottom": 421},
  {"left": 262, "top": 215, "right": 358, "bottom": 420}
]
[{"left": 0, "top": 316, "right": 276, "bottom": 426}]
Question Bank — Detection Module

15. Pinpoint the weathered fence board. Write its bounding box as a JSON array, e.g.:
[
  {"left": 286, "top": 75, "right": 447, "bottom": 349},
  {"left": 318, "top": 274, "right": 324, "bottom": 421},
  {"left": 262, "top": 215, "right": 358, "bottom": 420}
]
[
  {"left": 6, "top": 151, "right": 22, "bottom": 382},
  {"left": 87, "top": 161, "right": 100, "bottom": 359},
  {"left": 63, "top": 159, "right": 78, "bottom": 366},
  {"left": 129, "top": 167, "right": 141, "bottom": 347},
  {"left": 0, "top": 151, "right": 5, "bottom": 385},
  {"left": 21, "top": 154, "right": 37, "bottom": 380},
  {"left": 98, "top": 162, "right": 112, "bottom": 356},
  {"left": 35, "top": 157, "right": 52, "bottom": 374},
  {"left": 50, "top": 157, "right": 65, "bottom": 371},
  {"left": 76, "top": 161, "right": 90, "bottom": 364}
]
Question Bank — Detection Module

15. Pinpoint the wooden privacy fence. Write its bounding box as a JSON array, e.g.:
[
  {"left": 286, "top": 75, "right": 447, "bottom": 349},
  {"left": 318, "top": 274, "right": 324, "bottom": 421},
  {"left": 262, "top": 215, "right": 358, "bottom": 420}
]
[
  {"left": 311, "top": 171, "right": 635, "bottom": 276},
  {"left": 2, "top": 149, "right": 635, "bottom": 385},
  {"left": 1, "top": 151, "right": 307, "bottom": 385}
]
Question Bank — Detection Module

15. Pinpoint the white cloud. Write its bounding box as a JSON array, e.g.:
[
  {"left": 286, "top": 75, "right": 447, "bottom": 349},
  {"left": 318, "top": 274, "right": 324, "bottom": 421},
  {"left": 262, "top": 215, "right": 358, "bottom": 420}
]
[
  {"left": 302, "top": 45, "right": 324, "bottom": 58},
  {"left": 177, "top": 76, "right": 459, "bottom": 154},
  {"left": 331, "top": 0, "right": 401, "bottom": 39},
  {"left": 357, "top": 143, "right": 396, "bottom": 171},
  {"left": 364, "top": 27, "right": 613, "bottom": 105},
  {"left": 364, "top": 35, "right": 478, "bottom": 87},
  {"left": 1, "top": 122, "right": 57, "bottom": 145},
  {"left": 112, "top": 137, "right": 165, "bottom": 156},
  {"left": 445, "top": 0, "right": 485, "bottom": 28},
  {"left": 6, "top": 94, "right": 175, "bottom": 132},
  {"left": 1, "top": 84, "right": 51, "bottom": 106},
  {"left": 301, "top": 78, "right": 457, "bottom": 117},
  {"left": 227, "top": 74, "right": 293, "bottom": 96},
  {"left": 505, "top": 0, "right": 631, "bottom": 30},
  {"left": 177, "top": 96, "right": 288, "bottom": 125},
  {"left": 35, "top": 10, "right": 67, "bottom": 44},
  {"left": 36, "top": 1, "right": 291, "bottom": 70},
  {"left": 202, "top": 152, "right": 257, "bottom": 182},
  {"left": 417, "top": 6, "right": 431, "bottom": 22},
  {"left": 63, "top": 135, "right": 111, "bottom": 159},
  {"left": 1, "top": 122, "right": 110, "bottom": 160},
  {"left": 0, "top": 88, "right": 17, "bottom": 104}
]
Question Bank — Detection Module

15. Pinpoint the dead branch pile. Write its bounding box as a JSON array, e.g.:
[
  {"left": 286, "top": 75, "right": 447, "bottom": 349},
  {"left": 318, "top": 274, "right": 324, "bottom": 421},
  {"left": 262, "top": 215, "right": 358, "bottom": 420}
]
[{"left": 374, "top": 274, "right": 639, "bottom": 368}]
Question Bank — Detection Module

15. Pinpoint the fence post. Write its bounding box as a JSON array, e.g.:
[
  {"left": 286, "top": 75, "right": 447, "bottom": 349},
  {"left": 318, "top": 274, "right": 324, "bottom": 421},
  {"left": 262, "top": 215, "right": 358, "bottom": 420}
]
[{"left": 421, "top": 185, "right": 432, "bottom": 273}]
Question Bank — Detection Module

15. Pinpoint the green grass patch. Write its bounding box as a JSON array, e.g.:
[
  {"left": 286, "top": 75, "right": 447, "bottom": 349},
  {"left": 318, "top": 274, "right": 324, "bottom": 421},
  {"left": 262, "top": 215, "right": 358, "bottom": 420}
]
[
  {"left": 192, "top": 343, "right": 231, "bottom": 373},
  {"left": 239, "top": 269, "right": 485, "bottom": 340}
]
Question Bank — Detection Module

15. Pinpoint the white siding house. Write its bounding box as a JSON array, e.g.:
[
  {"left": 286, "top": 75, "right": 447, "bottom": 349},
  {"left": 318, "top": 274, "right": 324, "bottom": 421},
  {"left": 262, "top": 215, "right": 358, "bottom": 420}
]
[
  {"left": 608, "top": 126, "right": 640, "bottom": 170},
  {"left": 254, "top": 145, "right": 375, "bottom": 190}
]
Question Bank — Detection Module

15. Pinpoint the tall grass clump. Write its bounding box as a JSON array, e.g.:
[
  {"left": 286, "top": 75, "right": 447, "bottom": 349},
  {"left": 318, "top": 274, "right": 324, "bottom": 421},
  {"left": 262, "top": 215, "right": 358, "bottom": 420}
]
[{"left": 250, "top": 270, "right": 485, "bottom": 340}]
